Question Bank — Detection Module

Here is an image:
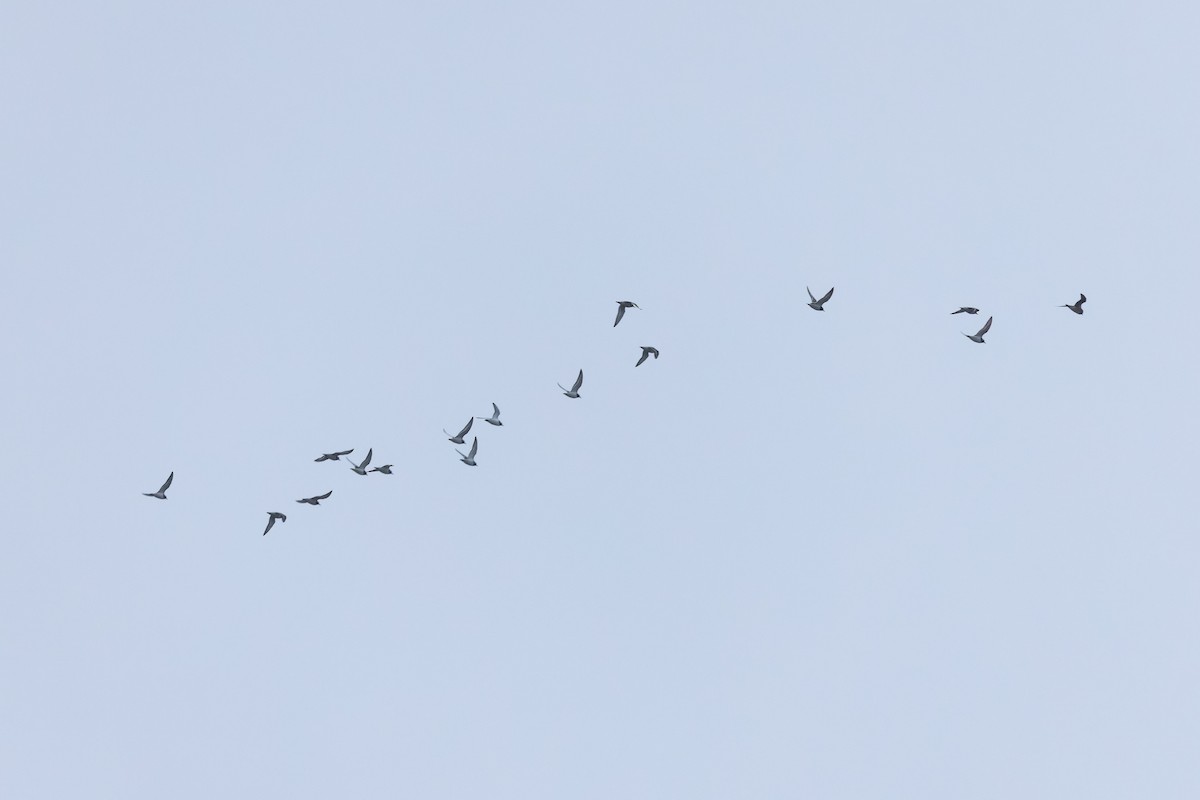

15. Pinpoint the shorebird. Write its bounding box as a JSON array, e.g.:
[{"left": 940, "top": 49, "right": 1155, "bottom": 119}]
[
  {"left": 369, "top": 465, "right": 393, "bottom": 474},
  {"left": 348, "top": 448, "right": 373, "bottom": 475},
  {"left": 263, "top": 512, "right": 287, "bottom": 536},
  {"left": 635, "top": 346, "right": 659, "bottom": 367},
  {"left": 314, "top": 449, "right": 353, "bottom": 462},
  {"left": 558, "top": 369, "right": 584, "bottom": 398},
  {"left": 951, "top": 307, "right": 980, "bottom": 315},
  {"left": 296, "top": 491, "right": 332, "bottom": 505},
  {"left": 477, "top": 403, "right": 503, "bottom": 426},
  {"left": 143, "top": 472, "right": 173, "bottom": 500},
  {"left": 443, "top": 417, "right": 473, "bottom": 444},
  {"left": 963, "top": 316, "right": 993, "bottom": 343},
  {"left": 613, "top": 300, "right": 639, "bottom": 327},
  {"left": 807, "top": 286, "right": 834, "bottom": 311},
  {"left": 456, "top": 437, "right": 479, "bottom": 466},
  {"left": 1061, "top": 293, "right": 1087, "bottom": 314}
]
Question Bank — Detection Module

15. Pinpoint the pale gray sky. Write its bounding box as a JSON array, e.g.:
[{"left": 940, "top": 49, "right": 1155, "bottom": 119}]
[{"left": 3, "top": 1, "right": 1199, "bottom": 797}]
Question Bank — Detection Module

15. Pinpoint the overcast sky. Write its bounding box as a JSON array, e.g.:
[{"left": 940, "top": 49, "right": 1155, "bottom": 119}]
[{"left": 3, "top": 1, "right": 1199, "bottom": 797}]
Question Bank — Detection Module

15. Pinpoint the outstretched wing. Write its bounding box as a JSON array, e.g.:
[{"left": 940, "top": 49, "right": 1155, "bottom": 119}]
[
  {"left": 1078, "top": 293, "right": 1087, "bottom": 305},
  {"left": 635, "top": 350, "right": 649, "bottom": 367},
  {"left": 314, "top": 454, "right": 331, "bottom": 462},
  {"left": 160, "top": 472, "right": 174, "bottom": 493},
  {"left": 468, "top": 437, "right": 478, "bottom": 459},
  {"left": 360, "top": 448, "right": 372, "bottom": 468},
  {"left": 334, "top": 449, "right": 353, "bottom": 457},
  {"left": 263, "top": 515, "right": 276, "bottom": 536},
  {"left": 977, "top": 316, "right": 993, "bottom": 336},
  {"left": 806, "top": 286, "right": 816, "bottom": 303},
  {"left": 819, "top": 286, "right": 835, "bottom": 304},
  {"left": 315, "top": 490, "right": 332, "bottom": 500},
  {"left": 572, "top": 369, "right": 584, "bottom": 392},
  {"left": 614, "top": 304, "right": 626, "bottom": 327},
  {"left": 492, "top": 402, "right": 500, "bottom": 418}
]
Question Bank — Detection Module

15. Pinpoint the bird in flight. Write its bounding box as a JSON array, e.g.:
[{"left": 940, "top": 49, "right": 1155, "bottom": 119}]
[
  {"left": 951, "top": 307, "right": 980, "bottom": 315},
  {"left": 143, "top": 472, "right": 173, "bottom": 500},
  {"left": 807, "top": 286, "right": 834, "bottom": 311},
  {"left": 963, "top": 316, "right": 993, "bottom": 343},
  {"left": 296, "top": 491, "right": 332, "bottom": 505},
  {"left": 558, "top": 369, "right": 584, "bottom": 398},
  {"left": 443, "top": 417, "right": 474, "bottom": 444},
  {"left": 635, "top": 346, "right": 659, "bottom": 367},
  {"left": 613, "top": 300, "right": 640, "bottom": 327},
  {"left": 369, "top": 464, "right": 393, "bottom": 474},
  {"left": 348, "top": 448, "right": 373, "bottom": 475},
  {"left": 478, "top": 403, "right": 503, "bottom": 426},
  {"left": 263, "top": 512, "right": 287, "bottom": 536},
  {"left": 457, "top": 437, "right": 479, "bottom": 467},
  {"left": 314, "top": 449, "right": 353, "bottom": 462},
  {"left": 1061, "top": 293, "right": 1087, "bottom": 314}
]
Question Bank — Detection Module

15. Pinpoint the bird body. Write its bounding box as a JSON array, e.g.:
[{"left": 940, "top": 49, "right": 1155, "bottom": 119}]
[
  {"left": 613, "top": 300, "right": 639, "bottom": 327},
  {"left": 1062, "top": 293, "right": 1087, "bottom": 314},
  {"left": 558, "top": 369, "right": 584, "bottom": 398},
  {"left": 964, "top": 316, "right": 993, "bottom": 343},
  {"left": 635, "top": 346, "right": 659, "bottom": 367},
  {"left": 807, "top": 286, "right": 834, "bottom": 311},
  {"left": 952, "top": 307, "right": 980, "bottom": 315},
  {"left": 296, "top": 491, "right": 332, "bottom": 505},
  {"left": 263, "top": 512, "right": 287, "bottom": 536},
  {"left": 456, "top": 437, "right": 479, "bottom": 466},
  {"left": 348, "top": 448, "right": 373, "bottom": 475},
  {"left": 478, "top": 403, "right": 503, "bottom": 426},
  {"left": 315, "top": 449, "right": 353, "bottom": 462},
  {"left": 143, "top": 472, "right": 173, "bottom": 499},
  {"left": 443, "top": 417, "right": 474, "bottom": 444},
  {"left": 369, "top": 465, "right": 393, "bottom": 474}
]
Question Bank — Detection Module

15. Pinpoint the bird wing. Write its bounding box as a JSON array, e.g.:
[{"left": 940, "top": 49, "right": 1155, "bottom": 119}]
[
  {"left": 572, "top": 369, "right": 584, "bottom": 391},
  {"left": 951, "top": 308, "right": 964, "bottom": 314},
  {"left": 316, "top": 490, "right": 332, "bottom": 500},
  {"left": 263, "top": 516, "right": 276, "bottom": 535},
  {"left": 614, "top": 304, "right": 626, "bottom": 327},
  {"left": 977, "top": 316, "right": 992, "bottom": 336},
  {"left": 806, "top": 286, "right": 816, "bottom": 303},
  {"left": 468, "top": 437, "right": 478, "bottom": 458},
  {"left": 492, "top": 402, "right": 500, "bottom": 418},
  {"left": 361, "top": 448, "right": 372, "bottom": 467},
  {"left": 334, "top": 449, "right": 353, "bottom": 456},
  {"left": 650, "top": 347, "right": 659, "bottom": 357},
  {"left": 635, "top": 351, "right": 649, "bottom": 367},
  {"left": 160, "top": 472, "right": 174, "bottom": 492},
  {"left": 819, "top": 286, "right": 835, "bottom": 304},
  {"left": 1078, "top": 293, "right": 1087, "bottom": 304},
  {"left": 314, "top": 454, "right": 330, "bottom": 461}
]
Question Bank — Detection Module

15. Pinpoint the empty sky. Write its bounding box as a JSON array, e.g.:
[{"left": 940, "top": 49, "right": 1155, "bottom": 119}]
[{"left": 3, "top": 1, "right": 1199, "bottom": 797}]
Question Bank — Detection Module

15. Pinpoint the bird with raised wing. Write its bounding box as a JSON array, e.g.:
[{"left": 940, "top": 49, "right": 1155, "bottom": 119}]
[
  {"left": 807, "top": 286, "right": 834, "bottom": 311},
  {"left": 443, "top": 417, "right": 474, "bottom": 444},
  {"left": 348, "top": 448, "right": 373, "bottom": 475},
  {"left": 613, "top": 300, "right": 640, "bottom": 327},
  {"left": 964, "top": 316, "right": 993, "bottom": 343},
  {"left": 478, "top": 403, "right": 503, "bottom": 426},
  {"left": 143, "top": 472, "right": 173, "bottom": 500},
  {"left": 635, "top": 346, "right": 659, "bottom": 367},
  {"left": 951, "top": 307, "right": 980, "bottom": 315},
  {"left": 558, "top": 369, "right": 584, "bottom": 398},
  {"left": 1062, "top": 293, "right": 1087, "bottom": 314},
  {"left": 296, "top": 491, "right": 332, "bottom": 505},
  {"left": 314, "top": 449, "right": 353, "bottom": 462},
  {"left": 456, "top": 437, "right": 479, "bottom": 466},
  {"left": 263, "top": 512, "right": 287, "bottom": 536},
  {"left": 370, "top": 465, "right": 393, "bottom": 474}
]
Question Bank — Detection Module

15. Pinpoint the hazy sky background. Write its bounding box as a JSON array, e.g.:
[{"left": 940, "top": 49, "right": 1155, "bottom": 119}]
[{"left": 3, "top": 1, "right": 1199, "bottom": 797}]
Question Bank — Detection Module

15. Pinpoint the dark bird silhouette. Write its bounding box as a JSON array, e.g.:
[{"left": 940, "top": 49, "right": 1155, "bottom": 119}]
[
  {"left": 296, "top": 491, "right": 332, "bottom": 505},
  {"left": 369, "top": 465, "right": 393, "bottom": 474},
  {"left": 1061, "top": 293, "right": 1087, "bottom": 314},
  {"left": 807, "top": 286, "right": 834, "bottom": 311},
  {"left": 263, "top": 512, "right": 287, "bottom": 536},
  {"left": 613, "top": 300, "right": 639, "bottom": 327},
  {"left": 964, "top": 316, "right": 993, "bottom": 343},
  {"left": 477, "top": 403, "right": 503, "bottom": 426},
  {"left": 951, "top": 307, "right": 980, "bottom": 315},
  {"left": 635, "top": 346, "right": 659, "bottom": 367},
  {"left": 143, "top": 472, "right": 173, "bottom": 500},
  {"left": 315, "top": 449, "right": 353, "bottom": 462}
]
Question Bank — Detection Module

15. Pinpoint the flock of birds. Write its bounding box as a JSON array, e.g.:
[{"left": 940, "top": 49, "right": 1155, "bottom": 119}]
[{"left": 141, "top": 291, "right": 1088, "bottom": 535}]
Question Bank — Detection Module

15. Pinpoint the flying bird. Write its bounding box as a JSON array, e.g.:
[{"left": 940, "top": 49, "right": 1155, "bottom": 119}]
[
  {"left": 635, "top": 346, "right": 659, "bottom": 367},
  {"left": 807, "top": 286, "right": 834, "bottom": 311},
  {"left": 1061, "top": 293, "right": 1087, "bottom": 314},
  {"left": 263, "top": 512, "right": 287, "bottom": 536},
  {"left": 443, "top": 417, "right": 474, "bottom": 444},
  {"left": 348, "top": 448, "right": 373, "bottom": 475},
  {"left": 951, "top": 307, "right": 980, "bottom": 315},
  {"left": 296, "top": 491, "right": 332, "bottom": 505},
  {"left": 558, "top": 369, "right": 584, "bottom": 398},
  {"left": 143, "top": 472, "right": 173, "bottom": 500},
  {"left": 369, "top": 465, "right": 393, "bottom": 474},
  {"left": 477, "top": 403, "right": 503, "bottom": 426},
  {"left": 456, "top": 437, "right": 479, "bottom": 466},
  {"left": 963, "top": 316, "right": 993, "bottom": 343},
  {"left": 314, "top": 449, "right": 353, "bottom": 462},
  {"left": 613, "top": 300, "right": 640, "bottom": 327}
]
